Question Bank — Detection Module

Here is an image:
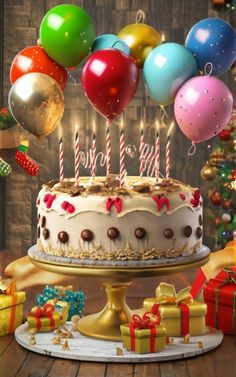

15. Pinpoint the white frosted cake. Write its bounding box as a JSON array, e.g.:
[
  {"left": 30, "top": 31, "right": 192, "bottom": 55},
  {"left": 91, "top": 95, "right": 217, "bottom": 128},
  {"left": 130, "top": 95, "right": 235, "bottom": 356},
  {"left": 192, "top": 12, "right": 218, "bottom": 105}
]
[{"left": 31, "top": 175, "right": 204, "bottom": 266}]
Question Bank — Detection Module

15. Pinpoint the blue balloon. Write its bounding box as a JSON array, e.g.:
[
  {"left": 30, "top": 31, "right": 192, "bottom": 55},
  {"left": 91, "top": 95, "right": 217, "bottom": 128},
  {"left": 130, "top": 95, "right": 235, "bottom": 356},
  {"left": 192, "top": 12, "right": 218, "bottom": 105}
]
[
  {"left": 185, "top": 18, "right": 236, "bottom": 76},
  {"left": 92, "top": 34, "right": 130, "bottom": 55},
  {"left": 143, "top": 43, "right": 198, "bottom": 106}
]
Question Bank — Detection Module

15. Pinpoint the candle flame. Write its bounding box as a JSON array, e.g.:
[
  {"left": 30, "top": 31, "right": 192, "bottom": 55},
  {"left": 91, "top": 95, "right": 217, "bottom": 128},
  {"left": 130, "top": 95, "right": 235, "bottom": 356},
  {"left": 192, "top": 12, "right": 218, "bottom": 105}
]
[
  {"left": 140, "top": 120, "right": 144, "bottom": 132},
  {"left": 167, "top": 122, "right": 175, "bottom": 138},
  {"left": 92, "top": 119, "right": 96, "bottom": 135},
  {"left": 161, "top": 33, "right": 166, "bottom": 43},
  {"left": 120, "top": 117, "right": 124, "bottom": 131},
  {"left": 156, "top": 120, "right": 161, "bottom": 134}
]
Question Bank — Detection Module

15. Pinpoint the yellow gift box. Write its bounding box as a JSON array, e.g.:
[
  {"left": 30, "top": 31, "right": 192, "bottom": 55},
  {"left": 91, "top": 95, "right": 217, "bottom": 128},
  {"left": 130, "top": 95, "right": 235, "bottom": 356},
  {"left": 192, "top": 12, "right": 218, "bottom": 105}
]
[
  {"left": 27, "top": 304, "right": 61, "bottom": 333},
  {"left": 143, "top": 283, "right": 207, "bottom": 337},
  {"left": 0, "top": 279, "right": 26, "bottom": 336},
  {"left": 120, "top": 308, "right": 166, "bottom": 354},
  {"left": 47, "top": 299, "right": 69, "bottom": 325}
]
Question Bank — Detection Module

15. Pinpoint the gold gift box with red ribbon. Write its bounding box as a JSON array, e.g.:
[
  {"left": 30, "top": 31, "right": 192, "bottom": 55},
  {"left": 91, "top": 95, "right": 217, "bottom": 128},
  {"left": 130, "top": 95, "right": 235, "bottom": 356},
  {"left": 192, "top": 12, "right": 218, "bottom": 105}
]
[
  {"left": 27, "top": 303, "right": 61, "bottom": 333},
  {"left": 120, "top": 304, "right": 166, "bottom": 354},
  {"left": 143, "top": 283, "right": 207, "bottom": 337},
  {"left": 0, "top": 279, "right": 26, "bottom": 336}
]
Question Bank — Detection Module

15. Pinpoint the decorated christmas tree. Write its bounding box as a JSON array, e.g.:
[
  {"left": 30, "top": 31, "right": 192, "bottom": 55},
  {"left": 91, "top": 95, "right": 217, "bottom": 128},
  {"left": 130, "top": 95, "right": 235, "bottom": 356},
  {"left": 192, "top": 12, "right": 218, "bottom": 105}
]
[{"left": 201, "top": 108, "right": 236, "bottom": 249}]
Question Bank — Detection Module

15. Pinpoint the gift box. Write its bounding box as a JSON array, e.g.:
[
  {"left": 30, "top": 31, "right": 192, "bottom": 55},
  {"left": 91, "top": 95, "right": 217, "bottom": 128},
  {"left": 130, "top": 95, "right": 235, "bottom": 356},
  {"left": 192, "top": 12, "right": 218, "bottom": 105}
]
[
  {"left": 0, "top": 279, "right": 26, "bottom": 336},
  {"left": 47, "top": 299, "right": 69, "bottom": 325},
  {"left": 120, "top": 305, "right": 166, "bottom": 354},
  {"left": 27, "top": 303, "right": 61, "bottom": 333},
  {"left": 143, "top": 283, "right": 207, "bottom": 336},
  {"left": 203, "top": 266, "right": 236, "bottom": 334},
  {"left": 36, "top": 285, "right": 85, "bottom": 320}
]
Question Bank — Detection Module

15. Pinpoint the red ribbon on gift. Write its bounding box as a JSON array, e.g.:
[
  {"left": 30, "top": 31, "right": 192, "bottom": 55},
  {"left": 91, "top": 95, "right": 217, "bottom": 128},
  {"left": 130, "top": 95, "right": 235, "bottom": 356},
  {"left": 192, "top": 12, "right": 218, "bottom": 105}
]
[
  {"left": 106, "top": 197, "right": 122, "bottom": 214},
  {"left": 29, "top": 303, "right": 55, "bottom": 331},
  {"left": 178, "top": 303, "right": 190, "bottom": 336},
  {"left": 129, "top": 304, "right": 161, "bottom": 352}
]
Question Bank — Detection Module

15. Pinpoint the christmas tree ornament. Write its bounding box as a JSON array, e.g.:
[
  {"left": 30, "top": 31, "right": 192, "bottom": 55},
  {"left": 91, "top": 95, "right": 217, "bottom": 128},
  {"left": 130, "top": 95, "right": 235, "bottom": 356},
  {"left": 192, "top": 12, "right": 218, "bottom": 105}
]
[
  {"left": 200, "top": 164, "right": 218, "bottom": 181},
  {"left": 209, "top": 151, "right": 226, "bottom": 167},
  {"left": 222, "top": 213, "right": 231, "bottom": 223},
  {"left": 0, "top": 107, "right": 16, "bottom": 131},
  {"left": 222, "top": 199, "right": 232, "bottom": 209},
  {"left": 15, "top": 141, "right": 39, "bottom": 176},
  {"left": 0, "top": 157, "right": 12, "bottom": 177},
  {"left": 209, "top": 190, "right": 222, "bottom": 206},
  {"left": 218, "top": 129, "right": 231, "bottom": 141}
]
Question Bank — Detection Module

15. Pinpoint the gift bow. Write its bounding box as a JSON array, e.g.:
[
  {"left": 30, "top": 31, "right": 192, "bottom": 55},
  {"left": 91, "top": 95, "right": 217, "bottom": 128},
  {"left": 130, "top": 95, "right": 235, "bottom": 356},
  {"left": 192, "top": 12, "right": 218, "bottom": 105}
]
[
  {"left": 106, "top": 197, "right": 122, "bottom": 214},
  {"left": 0, "top": 279, "right": 16, "bottom": 295},
  {"left": 221, "top": 267, "right": 236, "bottom": 284},
  {"left": 30, "top": 303, "right": 55, "bottom": 318},
  {"left": 131, "top": 304, "right": 161, "bottom": 329},
  {"left": 155, "top": 283, "right": 193, "bottom": 305}
]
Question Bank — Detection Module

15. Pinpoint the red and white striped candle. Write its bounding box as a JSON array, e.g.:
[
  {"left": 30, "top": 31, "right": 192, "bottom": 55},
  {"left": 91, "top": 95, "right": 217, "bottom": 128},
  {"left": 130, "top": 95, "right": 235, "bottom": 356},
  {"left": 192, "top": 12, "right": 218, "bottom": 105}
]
[
  {"left": 59, "top": 137, "right": 64, "bottom": 182},
  {"left": 166, "top": 122, "right": 174, "bottom": 179},
  {"left": 119, "top": 119, "right": 126, "bottom": 187},
  {"left": 106, "top": 121, "right": 111, "bottom": 176},
  {"left": 154, "top": 121, "right": 160, "bottom": 179},
  {"left": 91, "top": 121, "right": 97, "bottom": 179},
  {"left": 74, "top": 131, "right": 80, "bottom": 186},
  {"left": 139, "top": 121, "right": 145, "bottom": 177}
]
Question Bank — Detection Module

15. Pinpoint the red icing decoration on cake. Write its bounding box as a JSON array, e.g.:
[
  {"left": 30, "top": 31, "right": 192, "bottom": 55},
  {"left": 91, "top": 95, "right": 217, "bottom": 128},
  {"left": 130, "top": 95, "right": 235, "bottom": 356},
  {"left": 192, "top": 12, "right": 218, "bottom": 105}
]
[
  {"left": 179, "top": 193, "right": 186, "bottom": 201},
  {"left": 190, "top": 189, "right": 201, "bottom": 207},
  {"left": 43, "top": 193, "right": 56, "bottom": 209},
  {"left": 61, "top": 201, "right": 75, "bottom": 214},
  {"left": 151, "top": 195, "right": 170, "bottom": 212},
  {"left": 106, "top": 197, "right": 122, "bottom": 213}
]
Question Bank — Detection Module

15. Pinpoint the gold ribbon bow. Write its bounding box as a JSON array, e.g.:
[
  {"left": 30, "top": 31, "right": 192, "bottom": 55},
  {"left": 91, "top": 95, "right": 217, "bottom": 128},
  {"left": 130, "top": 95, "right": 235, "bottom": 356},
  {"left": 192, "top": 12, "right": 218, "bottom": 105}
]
[
  {"left": 0, "top": 279, "right": 16, "bottom": 295},
  {"left": 155, "top": 283, "right": 193, "bottom": 305}
]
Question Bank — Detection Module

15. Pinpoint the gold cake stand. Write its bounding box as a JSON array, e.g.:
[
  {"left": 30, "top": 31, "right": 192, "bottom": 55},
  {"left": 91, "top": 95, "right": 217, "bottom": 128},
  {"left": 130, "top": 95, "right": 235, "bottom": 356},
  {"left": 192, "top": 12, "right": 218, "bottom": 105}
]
[{"left": 29, "top": 245, "right": 210, "bottom": 341}]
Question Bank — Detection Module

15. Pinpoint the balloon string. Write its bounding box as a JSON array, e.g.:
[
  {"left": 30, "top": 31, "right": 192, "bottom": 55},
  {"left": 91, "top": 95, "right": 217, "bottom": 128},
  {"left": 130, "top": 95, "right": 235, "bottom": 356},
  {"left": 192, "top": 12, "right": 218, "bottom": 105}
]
[
  {"left": 160, "top": 105, "right": 168, "bottom": 128},
  {"left": 66, "top": 70, "right": 79, "bottom": 86},
  {"left": 125, "top": 144, "right": 136, "bottom": 158},
  {"left": 204, "top": 62, "right": 213, "bottom": 76},
  {"left": 136, "top": 9, "right": 145, "bottom": 23},
  {"left": 188, "top": 142, "right": 197, "bottom": 156}
]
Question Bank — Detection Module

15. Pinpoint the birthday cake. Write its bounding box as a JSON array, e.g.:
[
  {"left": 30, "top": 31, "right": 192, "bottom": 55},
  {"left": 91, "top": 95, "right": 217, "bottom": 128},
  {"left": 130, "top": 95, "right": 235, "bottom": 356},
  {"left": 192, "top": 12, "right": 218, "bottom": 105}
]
[{"left": 29, "top": 175, "right": 204, "bottom": 266}]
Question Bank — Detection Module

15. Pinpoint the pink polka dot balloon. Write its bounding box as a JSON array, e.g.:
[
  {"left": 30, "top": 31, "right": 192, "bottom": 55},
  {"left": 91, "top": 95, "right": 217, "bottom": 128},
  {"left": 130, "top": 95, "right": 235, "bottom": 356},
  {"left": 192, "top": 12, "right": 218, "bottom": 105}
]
[{"left": 174, "top": 76, "right": 233, "bottom": 143}]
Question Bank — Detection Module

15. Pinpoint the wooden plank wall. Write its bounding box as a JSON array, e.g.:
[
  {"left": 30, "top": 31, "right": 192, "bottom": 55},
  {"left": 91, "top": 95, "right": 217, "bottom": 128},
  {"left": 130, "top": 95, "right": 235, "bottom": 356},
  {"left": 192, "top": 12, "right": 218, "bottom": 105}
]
[{"left": 1, "top": 0, "right": 235, "bottom": 256}]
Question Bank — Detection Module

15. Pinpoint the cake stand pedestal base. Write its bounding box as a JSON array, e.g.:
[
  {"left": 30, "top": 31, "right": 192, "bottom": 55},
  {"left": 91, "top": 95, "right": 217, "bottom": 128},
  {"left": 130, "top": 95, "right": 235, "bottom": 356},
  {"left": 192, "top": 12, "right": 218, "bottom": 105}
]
[
  {"left": 78, "top": 282, "right": 132, "bottom": 340},
  {"left": 15, "top": 323, "right": 223, "bottom": 363}
]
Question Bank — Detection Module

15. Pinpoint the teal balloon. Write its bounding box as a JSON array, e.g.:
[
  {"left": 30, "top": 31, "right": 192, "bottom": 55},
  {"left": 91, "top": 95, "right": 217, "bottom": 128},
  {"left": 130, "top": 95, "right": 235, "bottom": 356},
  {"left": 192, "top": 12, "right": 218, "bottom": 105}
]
[
  {"left": 92, "top": 34, "right": 130, "bottom": 55},
  {"left": 143, "top": 43, "right": 198, "bottom": 106},
  {"left": 39, "top": 4, "right": 95, "bottom": 67}
]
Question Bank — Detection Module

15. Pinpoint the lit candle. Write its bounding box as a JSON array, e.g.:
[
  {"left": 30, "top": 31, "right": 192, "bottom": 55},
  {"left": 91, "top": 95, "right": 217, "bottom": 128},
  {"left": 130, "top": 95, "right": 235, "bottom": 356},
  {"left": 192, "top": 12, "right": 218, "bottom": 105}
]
[
  {"left": 74, "top": 131, "right": 80, "bottom": 186},
  {"left": 119, "top": 118, "right": 126, "bottom": 187},
  {"left": 166, "top": 122, "right": 174, "bottom": 179},
  {"left": 90, "top": 121, "right": 97, "bottom": 179},
  {"left": 139, "top": 120, "right": 145, "bottom": 177},
  {"left": 106, "top": 121, "right": 111, "bottom": 176},
  {"left": 59, "top": 137, "right": 64, "bottom": 182},
  {"left": 154, "top": 120, "right": 160, "bottom": 179}
]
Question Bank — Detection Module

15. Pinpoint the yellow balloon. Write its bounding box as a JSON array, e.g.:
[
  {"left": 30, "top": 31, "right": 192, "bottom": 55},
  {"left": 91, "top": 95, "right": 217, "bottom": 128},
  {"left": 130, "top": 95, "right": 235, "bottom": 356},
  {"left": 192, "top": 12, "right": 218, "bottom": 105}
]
[
  {"left": 8, "top": 72, "right": 64, "bottom": 137},
  {"left": 118, "top": 23, "right": 162, "bottom": 68}
]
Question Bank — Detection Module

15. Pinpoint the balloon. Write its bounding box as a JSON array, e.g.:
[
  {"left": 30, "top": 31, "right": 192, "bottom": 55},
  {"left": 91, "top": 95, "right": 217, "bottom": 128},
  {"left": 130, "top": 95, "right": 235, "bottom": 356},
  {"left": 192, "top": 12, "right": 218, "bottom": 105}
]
[
  {"left": 39, "top": 4, "right": 95, "bottom": 67},
  {"left": 143, "top": 43, "right": 198, "bottom": 106},
  {"left": 92, "top": 34, "right": 130, "bottom": 55},
  {"left": 118, "top": 23, "right": 161, "bottom": 68},
  {"left": 10, "top": 46, "right": 67, "bottom": 90},
  {"left": 185, "top": 18, "right": 236, "bottom": 76},
  {"left": 8, "top": 73, "right": 64, "bottom": 137},
  {"left": 82, "top": 49, "right": 139, "bottom": 122},
  {"left": 174, "top": 76, "right": 233, "bottom": 143}
]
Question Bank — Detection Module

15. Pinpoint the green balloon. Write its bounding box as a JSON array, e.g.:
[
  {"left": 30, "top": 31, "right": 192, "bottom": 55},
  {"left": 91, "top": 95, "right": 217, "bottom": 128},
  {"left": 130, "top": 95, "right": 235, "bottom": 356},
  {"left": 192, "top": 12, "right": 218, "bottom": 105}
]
[{"left": 39, "top": 4, "right": 95, "bottom": 67}]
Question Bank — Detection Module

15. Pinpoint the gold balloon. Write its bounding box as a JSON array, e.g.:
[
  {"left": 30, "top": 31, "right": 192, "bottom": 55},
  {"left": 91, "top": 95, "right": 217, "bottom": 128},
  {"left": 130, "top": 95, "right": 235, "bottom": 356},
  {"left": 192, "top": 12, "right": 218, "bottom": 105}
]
[
  {"left": 201, "top": 164, "right": 218, "bottom": 181},
  {"left": 118, "top": 23, "right": 162, "bottom": 68},
  {"left": 8, "top": 72, "right": 64, "bottom": 137}
]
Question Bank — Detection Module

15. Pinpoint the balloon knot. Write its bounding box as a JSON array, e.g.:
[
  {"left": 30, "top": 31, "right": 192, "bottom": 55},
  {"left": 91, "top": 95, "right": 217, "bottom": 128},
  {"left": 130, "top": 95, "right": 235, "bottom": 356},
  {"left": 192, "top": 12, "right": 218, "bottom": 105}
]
[
  {"left": 188, "top": 142, "right": 197, "bottom": 156},
  {"left": 136, "top": 10, "right": 145, "bottom": 23},
  {"left": 204, "top": 62, "right": 213, "bottom": 76}
]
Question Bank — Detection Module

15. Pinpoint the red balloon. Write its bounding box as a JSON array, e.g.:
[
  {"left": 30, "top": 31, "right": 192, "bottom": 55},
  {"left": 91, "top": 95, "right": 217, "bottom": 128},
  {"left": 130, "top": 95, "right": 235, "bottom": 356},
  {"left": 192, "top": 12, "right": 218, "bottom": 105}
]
[
  {"left": 10, "top": 46, "right": 67, "bottom": 90},
  {"left": 82, "top": 49, "right": 139, "bottom": 122}
]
